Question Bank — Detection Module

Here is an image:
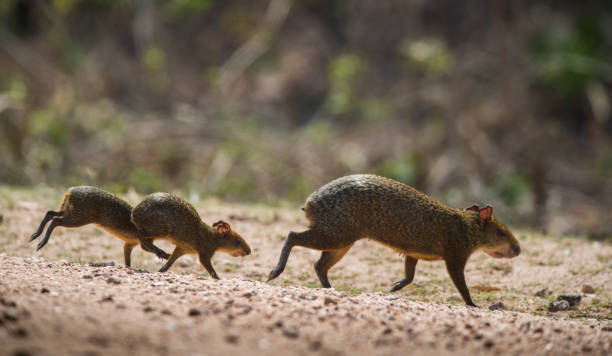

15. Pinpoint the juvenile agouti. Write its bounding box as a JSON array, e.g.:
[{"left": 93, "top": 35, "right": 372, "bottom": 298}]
[
  {"left": 30, "top": 186, "right": 170, "bottom": 266},
  {"left": 268, "top": 174, "right": 521, "bottom": 306},
  {"left": 131, "top": 193, "right": 251, "bottom": 277}
]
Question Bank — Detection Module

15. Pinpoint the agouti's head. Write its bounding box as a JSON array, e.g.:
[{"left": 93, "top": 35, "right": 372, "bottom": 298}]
[
  {"left": 212, "top": 221, "right": 251, "bottom": 257},
  {"left": 467, "top": 205, "right": 521, "bottom": 259}
]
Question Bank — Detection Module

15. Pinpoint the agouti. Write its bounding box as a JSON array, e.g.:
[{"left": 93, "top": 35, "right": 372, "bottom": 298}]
[
  {"left": 30, "top": 186, "right": 170, "bottom": 266},
  {"left": 131, "top": 193, "right": 251, "bottom": 277},
  {"left": 268, "top": 174, "right": 521, "bottom": 306}
]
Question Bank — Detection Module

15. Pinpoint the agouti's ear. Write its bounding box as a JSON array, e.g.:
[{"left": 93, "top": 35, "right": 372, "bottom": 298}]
[
  {"left": 478, "top": 205, "right": 493, "bottom": 223},
  {"left": 466, "top": 205, "right": 480, "bottom": 212},
  {"left": 213, "top": 220, "right": 231, "bottom": 234}
]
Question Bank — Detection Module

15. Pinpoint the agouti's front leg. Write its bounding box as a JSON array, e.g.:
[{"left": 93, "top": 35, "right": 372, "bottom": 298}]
[
  {"left": 444, "top": 257, "right": 477, "bottom": 307},
  {"left": 123, "top": 242, "right": 138, "bottom": 267},
  {"left": 198, "top": 253, "right": 220, "bottom": 279},
  {"left": 159, "top": 247, "right": 186, "bottom": 272},
  {"left": 390, "top": 256, "right": 418, "bottom": 292}
]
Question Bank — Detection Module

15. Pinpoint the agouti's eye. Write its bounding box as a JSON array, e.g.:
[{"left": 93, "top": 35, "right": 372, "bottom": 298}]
[
  {"left": 234, "top": 239, "right": 241, "bottom": 246},
  {"left": 497, "top": 228, "right": 507, "bottom": 237}
]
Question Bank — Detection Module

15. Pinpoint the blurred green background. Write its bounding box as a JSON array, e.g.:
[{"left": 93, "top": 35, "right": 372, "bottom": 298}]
[{"left": 0, "top": 0, "right": 611, "bottom": 239}]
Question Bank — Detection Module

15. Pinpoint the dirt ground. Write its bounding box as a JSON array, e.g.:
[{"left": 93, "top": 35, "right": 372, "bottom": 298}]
[{"left": 0, "top": 188, "right": 611, "bottom": 355}]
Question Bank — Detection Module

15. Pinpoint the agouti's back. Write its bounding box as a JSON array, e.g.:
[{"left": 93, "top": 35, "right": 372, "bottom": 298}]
[
  {"left": 304, "top": 174, "right": 462, "bottom": 257},
  {"left": 131, "top": 193, "right": 202, "bottom": 239}
]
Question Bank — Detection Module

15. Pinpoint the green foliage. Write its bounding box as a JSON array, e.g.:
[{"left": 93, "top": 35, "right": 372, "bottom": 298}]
[
  {"left": 400, "top": 38, "right": 452, "bottom": 74},
  {"left": 6, "top": 78, "right": 27, "bottom": 102},
  {"left": 128, "top": 168, "right": 165, "bottom": 194},
  {"left": 375, "top": 153, "right": 421, "bottom": 186},
  {"left": 491, "top": 173, "right": 532, "bottom": 208},
  {"left": 327, "top": 53, "right": 366, "bottom": 115},
  {"left": 531, "top": 18, "right": 606, "bottom": 96},
  {"left": 30, "top": 110, "right": 69, "bottom": 146},
  {"left": 164, "top": 0, "right": 213, "bottom": 18},
  {"left": 143, "top": 46, "right": 166, "bottom": 71}
]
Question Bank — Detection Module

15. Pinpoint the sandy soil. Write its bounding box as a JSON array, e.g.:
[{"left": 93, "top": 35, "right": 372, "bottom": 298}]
[{"left": 0, "top": 190, "right": 611, "bottom": 355}]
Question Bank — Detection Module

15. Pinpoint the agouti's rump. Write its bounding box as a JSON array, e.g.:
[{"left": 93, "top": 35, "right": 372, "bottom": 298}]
[{"left": 268, "top": 174, "right": 521, "bottom": 307}]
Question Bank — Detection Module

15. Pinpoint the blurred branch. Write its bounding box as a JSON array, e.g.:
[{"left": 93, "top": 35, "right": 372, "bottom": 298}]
[{"left": 218, "top": 0, "right": 293, "bottom": 97}]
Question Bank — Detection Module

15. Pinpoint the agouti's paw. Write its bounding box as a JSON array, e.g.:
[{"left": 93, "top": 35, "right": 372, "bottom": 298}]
[
  {"left": 390, "top": 279, "right": 410, "bottom": 292},
  {"left": 267, "top": 268, "right": 282, "bottom": 282}
]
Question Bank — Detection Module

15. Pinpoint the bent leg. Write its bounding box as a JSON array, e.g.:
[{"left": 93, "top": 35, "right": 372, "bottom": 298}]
[
  {"left": 123, "top": 242, "right": 138, "bottom": 267},
  {"left": 138, "top": 238, "right": 170, "bottom": 260},
  {"left": 30, "top": 211, "right": 63, "bottom": 241},
  {"left": 445, "top": 257, "right": 476, "bottom": 307},
  {"left": 36, "top": 218, "right": 61, "bottom": 251},
  {"left": 267, "top": 231, "right": 299, "bottom": 282},
  {"left": 268, "top": 229, "right": 354, "bottom": 282},
  {"left": 390, "top": 256, "right": 418, "bottom": 292},
  {"left": 159, "top": 247, "right": 186, "bottom": 272},
  {"left": 314, "top": 245, "right": 353, "bottom": 288}
]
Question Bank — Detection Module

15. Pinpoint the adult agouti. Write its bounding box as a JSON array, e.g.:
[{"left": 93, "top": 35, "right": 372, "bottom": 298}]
[
  {"left": 30, "top": 186, "right": 170, "bottom": 266},
  {"left": 131, "top": 193, "right": 251, "bottom": 277},
  {"left": 268, "top": 174, "right": 521, "bottom": 306}
]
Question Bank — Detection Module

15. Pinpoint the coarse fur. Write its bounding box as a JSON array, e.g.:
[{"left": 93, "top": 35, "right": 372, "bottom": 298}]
[
  {"left": 268, "top": 174, "right": 521, "bottom": 306},
  {"left": 131, "top": 193, "right": 251, "bottom": 277},
  {"left": 30, "top": 186, "right": 170, "bottom": 266}
]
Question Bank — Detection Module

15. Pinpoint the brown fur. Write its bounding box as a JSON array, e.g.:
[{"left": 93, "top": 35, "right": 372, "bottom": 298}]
[
  {"left": 268, "top": 174, "right": 521, "bottom": 306},
  {"left": 30, "top": 186, "right": 170, "bottom": 266},
  {"left": 131, "top": 193, "right": 251, "bottom": 277}
]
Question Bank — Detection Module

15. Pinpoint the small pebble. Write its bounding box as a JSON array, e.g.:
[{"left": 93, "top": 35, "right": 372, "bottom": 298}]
[
  {"left": 225, "top": 334, "right": 239, "bottom": 344},
  {"left": 581, "top": 285, "right": 595, "bottom": 294},
  {"left": 40, "top": 287, "right": 50, "bottom": 294},
  {"left": 99, "top": 295, "right": 113, "bottom": 303},
  {"left": 324, "top": 297, "right": 338, "bottom": 306},
  {"left": 106, "top": 277, "right": 121, "bottom": 285},
  {"left": 535, "top": 288, "right": 549, "bottom": 297},
  {"left": 282, "top": 326, "right": 299, "bottom": 338},
  {"left": 549, "top": 300, "right": 570, "bottom": 312},
  {"left": 488, "top": 302, "right": 505, "bottom": 311},
  {"left": 558, "top": 295, "right": 581, "bottom": 306},
  {"left": 188, "top": 308, "right": 201, "bottom": 316},
  {"left": 143, "top": 306, "right": 154, "bottom": 313}
]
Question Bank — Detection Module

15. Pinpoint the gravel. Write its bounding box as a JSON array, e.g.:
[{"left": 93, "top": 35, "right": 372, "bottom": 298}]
[{"left": 1, "top": 256, "right": 611, "bottom": 356}]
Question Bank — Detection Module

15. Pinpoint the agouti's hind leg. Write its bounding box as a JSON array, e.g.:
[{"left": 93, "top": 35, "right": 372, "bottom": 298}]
[
  {"left": 138, "top": 238, "right": 170, "bottom": 260},
  {"left": 390, "top": 256, "right": 418, "bottom": 292},
  {"left": 268, "top": 229, "right": 350, "bottom": 282},
  {"left": 123, "top": 242, "right": 138, "bottom": 267},
  {"left": 267, "top": 231, "right": 300, "bottom": 282},
  {"left": 314, "top": 244, "right": 353, "bottom": 288},
  {"left": 159, "top": 247, "right": 186, "bottom": 272},
  {"left": 30, "top": 211, "right": 63, "bottom": 241}
]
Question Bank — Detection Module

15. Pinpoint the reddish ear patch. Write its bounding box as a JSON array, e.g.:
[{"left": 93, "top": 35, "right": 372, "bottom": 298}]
[
  {"left": 479, "top": 205, "right": 493, "bottom": 222},
  {"left": 466, "top": 205, "right": 480, "bottom": 212},
  {"left": 213, "top": 220, "right": 231, "bottom": 234}
]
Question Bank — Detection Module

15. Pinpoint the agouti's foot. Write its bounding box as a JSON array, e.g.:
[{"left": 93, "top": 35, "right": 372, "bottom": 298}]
[
  {"left": 267, "top": 267, "right": 283, "bottom": 282},
  {"left": 390, "top": 279, "right": 411, "bottom": 292},
  {"left": 29, "top": 233, "right": 41, "bottom": 241}
]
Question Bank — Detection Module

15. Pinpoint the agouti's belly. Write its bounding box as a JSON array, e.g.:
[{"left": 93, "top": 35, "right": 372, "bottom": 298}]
[{"left": 372, "top": 239, "right": 444, "bottom": 261}]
